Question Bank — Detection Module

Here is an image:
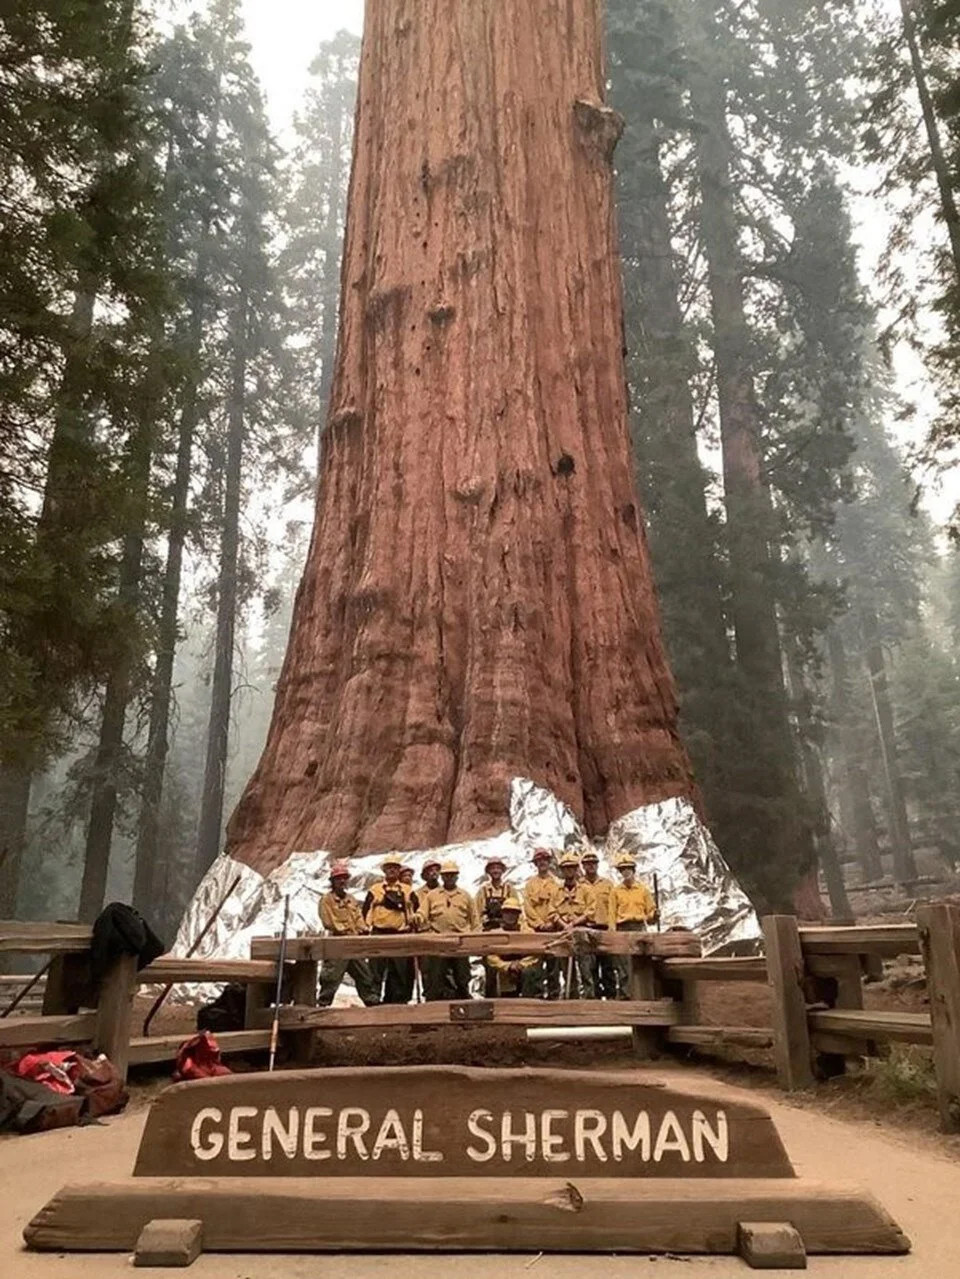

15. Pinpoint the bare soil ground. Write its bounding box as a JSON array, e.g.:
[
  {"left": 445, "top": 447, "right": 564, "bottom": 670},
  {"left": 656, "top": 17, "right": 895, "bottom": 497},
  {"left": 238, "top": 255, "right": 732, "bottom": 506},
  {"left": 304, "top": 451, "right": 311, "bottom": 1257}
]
[{"left": 3, "top": 1061, "right": 960, "bottom": 1278}]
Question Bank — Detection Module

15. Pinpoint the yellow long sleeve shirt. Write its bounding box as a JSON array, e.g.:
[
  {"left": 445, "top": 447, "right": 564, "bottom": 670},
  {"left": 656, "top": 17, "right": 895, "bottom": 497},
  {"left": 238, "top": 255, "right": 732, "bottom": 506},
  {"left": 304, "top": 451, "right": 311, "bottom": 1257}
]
[
  {"left": 611, "top": 881, "right": 657, "bottom": 927},
  {"left": 418, "top": 886, "right": 480, "bottom": 933},
  {"left": 363, "top": 880, "right": 416, "bottom": 932},
  {"left": 320, "top": 890, "right": 367, "bottom": 936},
  {"left": 550, "top": 882, "right": 592, "bottom": 928},
  {"left": 522, "top": 874, "right": 560, "bottom": 930},
  {"left": 583, "top": 876, "right": 614, "bottom": 927}
]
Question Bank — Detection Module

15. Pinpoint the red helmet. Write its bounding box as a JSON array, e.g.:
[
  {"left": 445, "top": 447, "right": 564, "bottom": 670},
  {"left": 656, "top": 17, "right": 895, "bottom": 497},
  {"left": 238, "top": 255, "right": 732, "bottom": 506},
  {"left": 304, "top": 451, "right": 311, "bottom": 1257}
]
[
  {"left": 330, "top": 862, "right": 351, "bottom": 880},
  {"left": 485, "top": 855, "right": 506, "bottom": 870},
  {"left": 532, "top": 848, "right": 552, "bottom": 863}
]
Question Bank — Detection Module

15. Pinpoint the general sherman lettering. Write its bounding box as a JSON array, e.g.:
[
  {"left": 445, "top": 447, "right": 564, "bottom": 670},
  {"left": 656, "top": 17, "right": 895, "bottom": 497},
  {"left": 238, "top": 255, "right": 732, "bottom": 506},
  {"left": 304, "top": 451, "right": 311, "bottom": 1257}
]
[{"left": 188, "top": 1104, "right": 729, "bottom": 1167}]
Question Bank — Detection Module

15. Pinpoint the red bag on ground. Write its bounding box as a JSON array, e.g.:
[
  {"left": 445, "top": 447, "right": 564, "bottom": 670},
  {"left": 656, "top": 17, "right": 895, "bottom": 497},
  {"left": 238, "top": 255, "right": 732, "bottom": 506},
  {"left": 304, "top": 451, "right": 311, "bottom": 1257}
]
[
  {"left": 173, "top": 1031, "right": 232, "bottom": 1081},
  {"left": 10, "top": 1051, "right": 82, "bottom": 1094},
  {"left": 74, "top": 1054, "right": 128, "bottom": 1118}
]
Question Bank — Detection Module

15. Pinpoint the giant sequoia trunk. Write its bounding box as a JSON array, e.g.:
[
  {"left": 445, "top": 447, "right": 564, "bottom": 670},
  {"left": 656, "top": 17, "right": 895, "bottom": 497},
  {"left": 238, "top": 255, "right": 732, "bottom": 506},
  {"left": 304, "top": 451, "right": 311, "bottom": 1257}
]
[{"left": 226, "top": 0, "right": 695, "bottom": 875}]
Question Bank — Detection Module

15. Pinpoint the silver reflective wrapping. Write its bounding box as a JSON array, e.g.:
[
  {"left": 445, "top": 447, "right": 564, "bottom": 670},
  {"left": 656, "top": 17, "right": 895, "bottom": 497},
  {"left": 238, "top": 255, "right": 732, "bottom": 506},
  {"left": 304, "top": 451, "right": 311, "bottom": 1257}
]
[{"left": 170, "top": 778, "right": 759, "bottom": 1004}]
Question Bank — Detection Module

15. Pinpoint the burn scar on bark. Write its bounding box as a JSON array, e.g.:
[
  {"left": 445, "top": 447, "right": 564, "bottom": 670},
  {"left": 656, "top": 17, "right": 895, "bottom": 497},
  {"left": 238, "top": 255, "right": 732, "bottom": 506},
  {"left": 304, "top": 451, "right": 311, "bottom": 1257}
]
[
  {"left": 554, "top": 452, "right": 575, "bottom": 477},
  {"left": 428, "top": 303, "right": 456, "bottom": 327},
  {"left": 573, "top": 98, "right": 625, "bottom": 162},
  {"left": 543, "top": 1182, "right": 585, "bottom": 1213}
]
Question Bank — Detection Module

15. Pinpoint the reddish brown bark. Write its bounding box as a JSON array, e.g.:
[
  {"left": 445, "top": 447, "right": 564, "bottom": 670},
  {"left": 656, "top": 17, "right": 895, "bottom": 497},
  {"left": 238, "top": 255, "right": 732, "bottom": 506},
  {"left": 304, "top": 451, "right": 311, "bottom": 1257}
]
[{"left": 226, "top": 0, "right": 695, "bottom": 875}]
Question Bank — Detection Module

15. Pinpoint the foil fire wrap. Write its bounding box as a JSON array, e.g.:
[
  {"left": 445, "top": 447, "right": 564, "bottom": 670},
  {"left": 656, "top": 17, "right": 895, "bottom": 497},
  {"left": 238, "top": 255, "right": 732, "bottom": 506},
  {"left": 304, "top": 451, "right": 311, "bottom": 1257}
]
[{"left": 169, "top": 778, "right": 759, "bottom": 1002}]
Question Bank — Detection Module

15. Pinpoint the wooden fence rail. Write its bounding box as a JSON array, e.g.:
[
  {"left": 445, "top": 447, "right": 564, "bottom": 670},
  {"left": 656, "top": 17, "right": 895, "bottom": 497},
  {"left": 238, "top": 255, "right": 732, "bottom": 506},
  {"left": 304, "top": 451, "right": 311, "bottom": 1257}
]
[{"left": 2, "top": 908, "right": 959, "bottom": 1132}]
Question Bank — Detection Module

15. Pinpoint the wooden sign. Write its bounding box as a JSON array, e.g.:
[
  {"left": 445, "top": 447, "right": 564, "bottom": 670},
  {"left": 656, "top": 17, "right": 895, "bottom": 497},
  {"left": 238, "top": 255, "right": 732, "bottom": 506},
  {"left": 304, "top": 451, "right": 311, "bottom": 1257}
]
[{"left": 134, "top": 1065, "right": 793, "bottom": 1180}]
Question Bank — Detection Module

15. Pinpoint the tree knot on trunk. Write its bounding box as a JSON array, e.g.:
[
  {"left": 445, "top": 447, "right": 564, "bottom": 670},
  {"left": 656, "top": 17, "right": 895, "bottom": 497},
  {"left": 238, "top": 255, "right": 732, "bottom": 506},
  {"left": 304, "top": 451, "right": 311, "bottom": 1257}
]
[
  {"left": 573, "top": 98, "right": 624, "bottom": 163},
  {"left": 554, "top": 452, "right": 576, "bottom": 477}
]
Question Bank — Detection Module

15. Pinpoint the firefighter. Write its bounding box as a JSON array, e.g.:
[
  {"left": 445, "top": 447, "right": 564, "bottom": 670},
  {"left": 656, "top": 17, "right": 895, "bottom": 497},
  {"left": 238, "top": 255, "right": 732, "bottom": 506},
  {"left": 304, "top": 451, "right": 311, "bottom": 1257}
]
[
  {"left": 417, "top": 860, "right": 480, "bottom": 1000},
  {"left": 475, "top": 855, "right": 511, "bottom": 931},
  {"left": 420, "top": 857, "right": 442, "bottom": 895},
  {"left": 316, "top": 863, "right": 380, "bottom": 1007},
  {"left": 550, "top": 852, "right": 592, "bottom": 997},
  {"left": 362, "top": 855, "right": 416, "bottom": 1004},
  {"left": 398, "top": 864, "right": 420, "bottom": 910},
  {"left": 581, "top": 851, "right": 618, "bottom": 999},
  {"left": 611, "top": 853, "right": 658, "bottom": 997},
  {"left": 484, "top": 897, "right": 539, "bottom": 997},
  {"left": 522, "top": 847, "right": 561, "bottom": 999}
]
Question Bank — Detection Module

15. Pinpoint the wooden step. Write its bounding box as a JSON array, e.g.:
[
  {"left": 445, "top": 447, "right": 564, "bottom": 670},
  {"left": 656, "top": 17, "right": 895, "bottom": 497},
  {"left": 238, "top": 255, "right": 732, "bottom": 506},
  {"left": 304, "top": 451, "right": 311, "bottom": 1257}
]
[
  {"left": 808, "top": 1010, "right": 932, "bottom": 1045},
  {"left": 267, "top": 998, "right": 680, "bottom": 1032},
  {"left": 127, "top": 1030, "right": 272, "bottom": 1066},
  {"left": 660, "top": 956, "right": 767, "bottom": 983},
  {"left": 138, "top": 957, "right": 280, "bottom": 985},
  {"left": 0, "top": 921, "right": 92, "bottom": 954},
  {"left": 668, "top": 1025, "right": 774, "bottom": 1049},
  {"left": 798, "top": 924, "right": 920, "bottom": 958},
  {"left": 0, "top": 1012, "right": 96, "bottom": 1047}
]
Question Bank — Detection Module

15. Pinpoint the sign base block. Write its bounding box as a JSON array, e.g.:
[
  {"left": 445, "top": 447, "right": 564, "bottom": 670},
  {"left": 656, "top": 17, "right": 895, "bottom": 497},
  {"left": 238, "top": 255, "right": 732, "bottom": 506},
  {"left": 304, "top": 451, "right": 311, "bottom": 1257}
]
[{"left": 26, "top": 1175, "right": 908, "bottom": 1255}]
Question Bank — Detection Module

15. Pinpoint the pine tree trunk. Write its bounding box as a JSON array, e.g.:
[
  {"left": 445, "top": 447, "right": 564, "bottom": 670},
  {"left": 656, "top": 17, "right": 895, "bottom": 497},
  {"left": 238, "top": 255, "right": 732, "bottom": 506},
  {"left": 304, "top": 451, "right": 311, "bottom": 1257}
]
[
  {"left": 617, "top": 110, "right": 732, "bottom": 811},
  {"left": 78, "top": 431, "right": 151, "bottom": 922},
  {"left": 827, "top": 628, "right": 883, "bottom": 881},
  {"left": 900, "top": 0, "right": 960, "bottom": 284},
  {"left": 684, "top": 17, "right": 814, "bottom": 906},
  {"left": 195, "top": 283, "right": 248, "bottom": 882},
  {"left": 132, "top": 314, "right": 202, "bottom": 912},
  {"left": 860, "top": 609, "right": 917, "bottom": 882},
  {"left": 226, "top": 0, "right": 695, "bottom": 874},
  {"left": 0, "top": 767, "right": 31, "bottom": 919},
  {"left": 133, "top": 93, "right": 223, "bottom": 912},
  {"left": 783, "top": 640, "right": 837, "bottom": 921}
]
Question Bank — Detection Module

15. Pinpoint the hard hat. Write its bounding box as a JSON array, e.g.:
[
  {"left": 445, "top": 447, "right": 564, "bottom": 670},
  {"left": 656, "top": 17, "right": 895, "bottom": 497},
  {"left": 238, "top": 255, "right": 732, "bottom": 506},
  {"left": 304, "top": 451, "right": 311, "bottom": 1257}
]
[
  {"left": 532, "top": 848, "right": 552, "bottom": 863},
  {"left": 330, "top": 861, "right": 350, "bottom": 880},
  {"left": 422, "top": 858, "right": 442, "bottom": 873},
  {"left": 558, "top": 852, "right": 581, "bottom": 869},
  {"left": 502, "top": 897, "right": 522, "bottom": 912},
  {"left": 399, "top": 864, "right": 414, "bottom": 875},
  {"left": 615, "top": 854, "right": 637, "bottom": 870},
  {"left": 581, "top": 850, "right": 599, "bottom": 862},
  {"left": 381, "top": 856, "right": 402, "bottom": 870},
  {"left": 440, "top": 859, "right": 459, "bottom": 874},
  {"left": 485, "top": 855, "right": 506, "bottom": 869}
]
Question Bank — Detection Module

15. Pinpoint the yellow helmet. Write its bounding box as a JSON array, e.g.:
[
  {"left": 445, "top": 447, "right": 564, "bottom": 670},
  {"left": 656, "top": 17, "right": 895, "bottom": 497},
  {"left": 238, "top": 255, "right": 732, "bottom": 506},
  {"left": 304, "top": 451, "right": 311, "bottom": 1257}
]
[
  {"left": 502, "top": 896, "right": 522, "bottom": 912},
  {"left": 440, "top": 859, "right": 459, "bottom": 874},
  {"left": 381, "top": 856, "right": 402, "bottom": 871},
  {"left": 558, "top": 852, "right": 581, "bottom": 869},
  {"left": 615, "top": 853, "right": 637, "bottom": 870}
]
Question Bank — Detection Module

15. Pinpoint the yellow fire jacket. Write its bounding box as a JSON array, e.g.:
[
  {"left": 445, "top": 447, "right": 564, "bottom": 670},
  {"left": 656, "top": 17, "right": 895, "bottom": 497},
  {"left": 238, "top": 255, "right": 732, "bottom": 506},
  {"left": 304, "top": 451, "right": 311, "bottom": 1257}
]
[
  {"left": 362, "top": 880, "right": 416, "bottom": 932},
  {"left": 583, "top": 876, "right": 614, "bottom": 927},
  {"left": 417, "top": 886, "right": 480, "bottom": 933},
  {"left": 550, "top": 882, "right": 592, "bottom": 928},
  {"left": 320, "top": 890, "right": 368, "bottom": 936},
  {"left": 611, "top": 882, "right": 657, "bottom": 927},
  {"left": 522, "top": 874, "right": 559, "bottom": 930}
]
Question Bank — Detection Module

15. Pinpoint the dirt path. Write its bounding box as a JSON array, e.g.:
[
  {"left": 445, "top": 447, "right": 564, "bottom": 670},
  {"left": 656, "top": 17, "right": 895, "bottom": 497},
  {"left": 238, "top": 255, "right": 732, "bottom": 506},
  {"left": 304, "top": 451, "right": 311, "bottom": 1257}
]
[{"left": 2, "top": 1064, "right": 957, "bottom": 1277}]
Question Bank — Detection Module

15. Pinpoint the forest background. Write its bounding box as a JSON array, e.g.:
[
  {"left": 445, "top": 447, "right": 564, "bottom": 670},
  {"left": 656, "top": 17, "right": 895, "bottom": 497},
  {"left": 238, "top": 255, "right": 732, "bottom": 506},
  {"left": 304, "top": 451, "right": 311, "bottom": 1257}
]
[{"left": 3, "top": 0, "right": 960, "bottom": 937}]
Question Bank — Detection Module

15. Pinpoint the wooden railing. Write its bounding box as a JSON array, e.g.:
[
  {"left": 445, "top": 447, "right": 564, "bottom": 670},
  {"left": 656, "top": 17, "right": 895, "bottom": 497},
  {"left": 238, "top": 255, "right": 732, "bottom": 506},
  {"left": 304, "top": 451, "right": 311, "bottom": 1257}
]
[
  {"left": 0, "top": 922, "right": 288, "bottom": 1081},
  {"left": 3, "top": 907, "right": 959, "bottom": 1133}
]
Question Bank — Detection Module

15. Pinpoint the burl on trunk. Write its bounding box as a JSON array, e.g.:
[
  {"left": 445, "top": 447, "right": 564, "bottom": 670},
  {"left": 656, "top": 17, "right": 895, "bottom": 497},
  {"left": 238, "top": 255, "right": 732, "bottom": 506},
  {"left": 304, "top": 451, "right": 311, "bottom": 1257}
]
[{"left": 227, "top": 0, "right": 695, "bottom": 875}]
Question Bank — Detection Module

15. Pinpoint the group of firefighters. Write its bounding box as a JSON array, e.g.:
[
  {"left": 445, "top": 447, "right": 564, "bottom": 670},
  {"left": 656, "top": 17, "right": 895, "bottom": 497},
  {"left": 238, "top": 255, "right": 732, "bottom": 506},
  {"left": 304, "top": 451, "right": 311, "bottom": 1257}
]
[{"left": 315, "top": 847, "right": 659, "bottom": 1007}]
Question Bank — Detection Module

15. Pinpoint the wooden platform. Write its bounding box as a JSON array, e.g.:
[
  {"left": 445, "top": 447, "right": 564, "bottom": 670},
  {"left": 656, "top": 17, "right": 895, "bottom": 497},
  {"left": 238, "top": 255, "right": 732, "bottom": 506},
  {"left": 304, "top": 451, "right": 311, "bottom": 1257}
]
[
  {"left": 808, "top": 1009, "right": 933, "bottom": 1046},
  {"left": 251, "top": 929, "right": 700, "bottom": 962},
  {"left": 24, "top": 1176, "right": 909, "bottom": 1255},
  {"left": 266, "top": 998, "right": 680, "bottom": 1032}
]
